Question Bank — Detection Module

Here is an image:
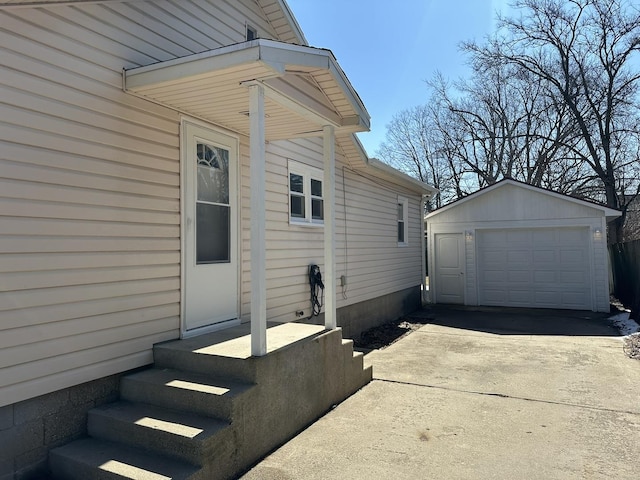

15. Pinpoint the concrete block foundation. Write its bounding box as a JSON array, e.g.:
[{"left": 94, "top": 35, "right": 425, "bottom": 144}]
[
  {"left": 0, "top": 374, "right": 121, "bottom": 480},
  {"left": 333, "top": 285, "right": 422, "bottom": 338}
]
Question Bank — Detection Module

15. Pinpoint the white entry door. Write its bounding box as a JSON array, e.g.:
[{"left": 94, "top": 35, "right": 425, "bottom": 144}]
[
  {"left": 183, "top": 122, "right": 238, "bottom": 332},
  {"left": 434, "top": 233, "right": 465, "bottom": 304}
]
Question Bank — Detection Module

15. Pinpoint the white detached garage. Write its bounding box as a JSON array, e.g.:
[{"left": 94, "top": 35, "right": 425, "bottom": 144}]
[{"left": 425, "top": 180, "right": 621, "bottom": 312}]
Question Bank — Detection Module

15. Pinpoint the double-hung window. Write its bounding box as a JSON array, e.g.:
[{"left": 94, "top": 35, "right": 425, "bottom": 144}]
[
  {"left": 288, "top": 160, "right": 324, "bottom": 226},
  {"left": 397, "top": 196, "right": 408, "bottom": 245}
]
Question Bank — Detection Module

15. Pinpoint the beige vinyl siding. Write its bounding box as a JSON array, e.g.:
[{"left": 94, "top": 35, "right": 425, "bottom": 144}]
[
  {"left": 239, "top": 137, "right": 425, "bottom": 323},
  {"left": 240, "top": 138, "right": 325, "bottom": 322},
  {"left": 338, "top": 168, "right": 423, "bottom": 303},
  {"left": 0, "top": 0, "right": 281, "bottom": 407}
]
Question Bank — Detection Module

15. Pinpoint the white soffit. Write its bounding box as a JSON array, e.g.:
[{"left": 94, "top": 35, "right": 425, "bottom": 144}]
[{"left": 125, "top": 39, "right": 370, "bottom": 144}]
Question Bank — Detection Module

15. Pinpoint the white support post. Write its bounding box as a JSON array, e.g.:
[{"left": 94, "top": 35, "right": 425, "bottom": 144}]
[
  {"left": 249, "top": 83, "right": 267, "bottom": 356},
  {"left": 323, "top": 125, "right": 337, "bottom": 330}
]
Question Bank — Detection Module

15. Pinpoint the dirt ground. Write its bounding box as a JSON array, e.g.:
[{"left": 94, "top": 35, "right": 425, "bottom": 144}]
[{"left": 353, "top": 312, "right": 432, "bottom": 351}]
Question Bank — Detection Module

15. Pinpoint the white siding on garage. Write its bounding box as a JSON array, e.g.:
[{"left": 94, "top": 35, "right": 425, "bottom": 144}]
[{"left": 0, "top": 0, "right": 283, "bottom": 408}]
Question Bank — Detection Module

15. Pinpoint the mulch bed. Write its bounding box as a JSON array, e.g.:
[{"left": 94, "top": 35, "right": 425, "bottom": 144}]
[{"left": 353, "top": 313, "right": 432, "bottom": 351}]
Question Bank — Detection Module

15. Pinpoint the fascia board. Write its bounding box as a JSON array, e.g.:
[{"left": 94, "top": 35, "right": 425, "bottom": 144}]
[
  {"left": 277, "top": 0, "right": 309, "bottom": 45},
  {"left": 125, "top": 43, "right": 269, "bottom": 90}
]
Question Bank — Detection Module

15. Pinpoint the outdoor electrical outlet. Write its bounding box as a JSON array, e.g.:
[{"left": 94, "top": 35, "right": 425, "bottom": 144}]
[{"left": 340, "top": 275, "right": 347, "bottom": 286}]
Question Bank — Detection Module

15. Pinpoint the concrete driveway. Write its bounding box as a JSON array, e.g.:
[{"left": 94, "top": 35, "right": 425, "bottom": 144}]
[{"left": 241, "top": 306, "right": 640, "bottom": 480}]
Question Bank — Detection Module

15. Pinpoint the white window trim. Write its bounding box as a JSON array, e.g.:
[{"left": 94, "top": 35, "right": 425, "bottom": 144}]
[
  {"left": 397, "top": 195, "right": 409, "bottom": 246},
  {"left": 246, "top": 23, "right": 258, "bottom": 41},
  {"left": 288, "top": 159, "right": 324, "bottom": 227}
]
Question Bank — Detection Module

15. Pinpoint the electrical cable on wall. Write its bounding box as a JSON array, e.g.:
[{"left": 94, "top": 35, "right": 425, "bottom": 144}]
[{"left": 309, "top": 264, "right": 324, "bottom": 316}]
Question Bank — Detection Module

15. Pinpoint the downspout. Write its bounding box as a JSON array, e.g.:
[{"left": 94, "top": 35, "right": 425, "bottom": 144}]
[{"left": 421, "top": 195, "right": 427, "bottom": 306}]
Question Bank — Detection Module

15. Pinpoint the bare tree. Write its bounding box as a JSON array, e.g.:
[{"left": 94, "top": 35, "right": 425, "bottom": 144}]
[
  {"left": 467, "top": 0, "right": 640, "bottom": 243},
  {"left": 377, "top": 104, "right": 454, "bottom": 209},
  {"left": 379, "top": 0, "right": 640, "bottom": 242},
  {"left": 380, "top": 61, "right": 592, "bottom": 203}
]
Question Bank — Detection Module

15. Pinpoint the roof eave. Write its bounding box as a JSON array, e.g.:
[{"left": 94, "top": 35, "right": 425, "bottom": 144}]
[
  {"left": 366, "top": 158, "right": 439, "bottom": 196},
  {"left": 124, "top": 39, "right": 370, "bottom": 140}
]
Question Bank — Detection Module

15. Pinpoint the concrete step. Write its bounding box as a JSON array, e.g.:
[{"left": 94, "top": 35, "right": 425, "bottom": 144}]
[
  {"left": 88, "top": 401, "right": 233, "bottom": 466},
  {"left": 49, "top": 438, "right": 200, "bottom": 480},
  {"left": 120, "top": 368, "right": 255, "bottom": 421},
  {"left": 361, "top": 364, "right": 374, "bottom": 384},
  {"left": 154, "top": 343, "right": 257, "bottom": 382},
  {"left": 344, "top": 347, "right": 371, "bottom": 395}
]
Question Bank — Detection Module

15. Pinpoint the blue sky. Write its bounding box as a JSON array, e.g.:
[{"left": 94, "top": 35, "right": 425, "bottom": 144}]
[{"left": 286, "top": 0, "right": 510, "bottom": 157}]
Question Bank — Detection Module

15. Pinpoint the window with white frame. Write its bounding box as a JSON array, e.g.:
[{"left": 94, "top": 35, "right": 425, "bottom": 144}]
[
  {"left": 288, "top": 160, "right": 324, "bottom": 225},
  {"left": 397, "top": 196, "right": 408, "bottom": 245}
]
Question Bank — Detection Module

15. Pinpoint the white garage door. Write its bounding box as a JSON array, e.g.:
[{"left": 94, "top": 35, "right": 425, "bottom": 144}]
[{"left": 477, "top": 228, "right": 592, "bottom": 310}]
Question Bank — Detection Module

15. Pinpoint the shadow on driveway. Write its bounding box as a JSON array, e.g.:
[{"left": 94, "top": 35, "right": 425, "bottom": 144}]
[{"left": 427, "top": 304, "right": 619, "bottom": 336}]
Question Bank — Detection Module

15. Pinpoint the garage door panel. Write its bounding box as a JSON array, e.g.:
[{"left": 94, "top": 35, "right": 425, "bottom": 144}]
[
  {"left": 507, "top": 250, "right": 532, "bottom": 264},
  {"left": 478, "top": 228, "right": 591, "bottom": 310},
  {"left": 483, "top": 271, "right": 505, "bottom": 282},
  {"left": 533, "top": 249, "right": 556, "bottom": 263},
  {"left": 506, "top": 230, "right": 532, "bottom": 244},
  {"left": 508, "top": 290, "right": 533, "bottom": 304},
  {"left": 532, "top": 230, "right": 556, "bottom": 244},
  {"left": 508, "top": 270, "right": 531, "bottom": 282},
  {"left": 482, "top": 289, "right": 506, "bottom": 303},
  {"left": 482, "top": 230, "right": 507, "bottom": 244},
  {"left": 558, "top": 229, "right": 585, "bottom": 242},
  {"left": 534, "top": 291, "right": 561, "bottom": 305},
  {"left": 560, "top": 249, "right": 586, "bottom": 265},
  {"left": 563, "top": 292, "right": 588, "bottom": 306},
  {"left": 560, "top": 271, "right": 585, "bottom": 283},
  {"left": 534, "top": 270, "right": 557, "bottom": 283}
]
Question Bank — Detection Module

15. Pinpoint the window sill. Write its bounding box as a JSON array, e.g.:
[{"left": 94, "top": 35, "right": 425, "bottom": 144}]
[{"left": 290, "top": 220, "right": 324, "bottom": 228}]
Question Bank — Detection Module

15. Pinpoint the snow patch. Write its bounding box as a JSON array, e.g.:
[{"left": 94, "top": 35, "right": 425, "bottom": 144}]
[{"left": 608, "top": 311, "right": 640, "bottom": 336}]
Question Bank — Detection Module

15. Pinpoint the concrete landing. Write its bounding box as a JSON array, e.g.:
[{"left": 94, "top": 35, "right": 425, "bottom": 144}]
[{"left": 157, "top": 322, "right": 326, "bottom": 359}]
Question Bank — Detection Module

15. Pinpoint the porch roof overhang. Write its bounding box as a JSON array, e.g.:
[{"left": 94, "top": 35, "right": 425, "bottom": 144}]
[{"left": 124, "top": 39, "right": 370, "bottom": 145}]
